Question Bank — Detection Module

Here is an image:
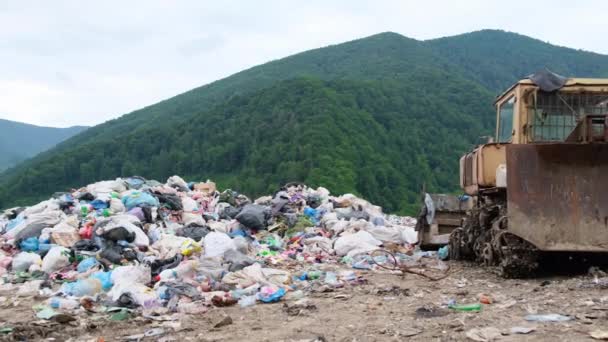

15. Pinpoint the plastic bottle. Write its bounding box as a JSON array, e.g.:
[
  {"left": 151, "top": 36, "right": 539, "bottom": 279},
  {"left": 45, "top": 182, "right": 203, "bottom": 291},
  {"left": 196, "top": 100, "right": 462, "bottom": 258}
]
[
  {"left": 48, "top": 297, "right": 80, "bottom": 310},
  {"left": 449, "top": 303, "right": 482, "bottom": 312},
  {"left": 524, "top": 314, "right": 571, "bottom": 322}
]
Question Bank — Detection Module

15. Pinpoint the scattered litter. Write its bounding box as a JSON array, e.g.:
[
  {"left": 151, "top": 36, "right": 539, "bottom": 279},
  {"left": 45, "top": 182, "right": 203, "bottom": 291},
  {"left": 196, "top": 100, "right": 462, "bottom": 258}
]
[{"left": 524, "top": 314, "right": 572, "bottom": 322}]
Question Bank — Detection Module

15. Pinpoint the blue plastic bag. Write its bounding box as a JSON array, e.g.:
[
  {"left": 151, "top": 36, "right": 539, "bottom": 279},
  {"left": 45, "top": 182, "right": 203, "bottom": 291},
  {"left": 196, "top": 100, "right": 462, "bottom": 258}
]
[
  {"left": 90, "top": 271, "right": 113, "bottom": 290},
  {"left": 77, "top": 257, "right": 99, "bottom": 273},
  {"left": 257, "top": 287, "right": 286, "bottom": 303},
  {"left": 122, "top": 191, "right": 159, "bottom": 210},
  {"left": 438, "top": 246, "right": 449, "bottom": 260},
  {"left": 20, "top": 237, "right": 39, "bottom": 252},
  {"left": 90, "top": 199, "right": 109, "bottom": 210}
]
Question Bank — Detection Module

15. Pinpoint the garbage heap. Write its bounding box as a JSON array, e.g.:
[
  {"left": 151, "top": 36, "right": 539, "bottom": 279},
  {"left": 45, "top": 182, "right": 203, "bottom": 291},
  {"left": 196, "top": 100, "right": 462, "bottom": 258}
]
[{"left": 0, "top": 176, "right": 418, "bottom": 317}]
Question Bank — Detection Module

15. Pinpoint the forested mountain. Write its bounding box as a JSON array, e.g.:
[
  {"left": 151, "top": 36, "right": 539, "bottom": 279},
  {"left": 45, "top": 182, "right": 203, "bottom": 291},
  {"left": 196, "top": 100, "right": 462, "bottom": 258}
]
[
  {"left": 0, "top": 119, "right": 87, "bottom": 171},
  {"left": 1, "top": 30, "right": 608, "bottom": 214}
]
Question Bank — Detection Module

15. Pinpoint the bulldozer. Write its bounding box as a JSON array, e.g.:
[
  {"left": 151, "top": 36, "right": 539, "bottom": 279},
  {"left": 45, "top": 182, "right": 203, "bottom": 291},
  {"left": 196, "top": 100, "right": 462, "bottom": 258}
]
[{"left": 418, "top": 70, "right": 608, "bottom": 277}]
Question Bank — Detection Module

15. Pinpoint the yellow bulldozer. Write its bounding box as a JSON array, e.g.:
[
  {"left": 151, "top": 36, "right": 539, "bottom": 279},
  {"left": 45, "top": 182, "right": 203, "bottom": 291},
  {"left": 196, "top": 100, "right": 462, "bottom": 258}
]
[{"left": 418, "top": 70, "right": 608, "bottom": 277}]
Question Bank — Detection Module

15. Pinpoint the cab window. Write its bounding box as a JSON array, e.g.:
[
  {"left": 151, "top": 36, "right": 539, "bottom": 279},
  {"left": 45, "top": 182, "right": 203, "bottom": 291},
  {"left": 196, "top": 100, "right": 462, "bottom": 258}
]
[{"left": 498, "top": 97, "right": 514, "bottom": 142}]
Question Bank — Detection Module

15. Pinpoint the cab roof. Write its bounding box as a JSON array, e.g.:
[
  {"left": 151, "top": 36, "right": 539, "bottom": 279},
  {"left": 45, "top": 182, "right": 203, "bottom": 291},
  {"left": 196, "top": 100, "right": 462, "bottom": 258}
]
[{"left": 495, "top": 76, "right": 608, "bottom": 105}]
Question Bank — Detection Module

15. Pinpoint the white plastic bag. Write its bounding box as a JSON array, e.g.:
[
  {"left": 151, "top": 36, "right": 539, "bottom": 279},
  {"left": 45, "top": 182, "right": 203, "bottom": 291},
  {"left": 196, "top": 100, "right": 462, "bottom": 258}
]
[
  {"left": 41, "top": 246, "right": 71, "bottom": 273},
  {"left": 334, "top": 230, "right": 382, "bottom": 257},
  {"left": 12, "top": 252, "right": 42, "bottom": 272},
  {"left": 204, "top": 232, "right": 236, "bottom": 257}
]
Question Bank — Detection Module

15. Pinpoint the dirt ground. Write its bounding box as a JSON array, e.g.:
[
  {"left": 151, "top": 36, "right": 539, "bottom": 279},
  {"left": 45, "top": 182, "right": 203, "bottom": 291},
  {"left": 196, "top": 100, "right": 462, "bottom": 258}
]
[{"left": 0, "top": 261, "right": 607, "bottom": 342}]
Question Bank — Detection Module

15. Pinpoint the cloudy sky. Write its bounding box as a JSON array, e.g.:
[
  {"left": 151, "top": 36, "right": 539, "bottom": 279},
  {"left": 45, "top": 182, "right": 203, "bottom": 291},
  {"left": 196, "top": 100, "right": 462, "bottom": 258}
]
[{"left": 1, "top": 0, "right": 606, "bottom": 127}]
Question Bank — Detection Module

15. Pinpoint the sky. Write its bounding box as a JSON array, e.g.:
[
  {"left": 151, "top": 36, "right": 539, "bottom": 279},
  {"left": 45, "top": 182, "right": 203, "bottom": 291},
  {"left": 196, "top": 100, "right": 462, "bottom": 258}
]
[{"left": 1, "top": 0, "right": 607, "bottom": 127}]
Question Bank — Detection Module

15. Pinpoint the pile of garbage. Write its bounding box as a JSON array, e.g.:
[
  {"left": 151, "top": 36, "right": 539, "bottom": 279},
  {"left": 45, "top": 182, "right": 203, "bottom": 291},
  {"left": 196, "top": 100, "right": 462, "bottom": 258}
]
[{"left": 0, "top": 176, "right": 420, "bottom": 319}]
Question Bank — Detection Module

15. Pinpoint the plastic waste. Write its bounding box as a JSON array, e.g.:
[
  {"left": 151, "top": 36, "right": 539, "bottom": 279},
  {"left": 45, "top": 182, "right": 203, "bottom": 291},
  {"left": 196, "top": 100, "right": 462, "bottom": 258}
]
[
  {"left": 238, "top": 295, "right": 257, "bottom": 308},
  {"left": 19, "top": 237, "right": 39, "bottom": 252},
  {"left": 524, "top": 314, "right": 571, "bottom": 322},
  {"left": 12, "top": 252, "right": 42, "bottom": 272},
  {"left": 235, "top": 204, "right": 269, "bottom": 230},
  {"left": 121, "top": 191, "right": 159, "bottom": 211},
  {"left": 41, "top": 246, "right": 71, "bottom": 273},
  {"left": 90, "top": 271, "right": 114, "bottom": 290},
  {"left": 257, "top": 286, "right": 286, "bottom": 303},
  {"left": 449, "top": 303, "right": 482, "bottom": 312},
  {"left": 61, "top": 278, "right": 103, "bottom": 296},
  {"left": 204, "top": 232, "right": 236, "bottom": 257},
  {"left": 158, "top": 260, "right": 199, "bottom": 281},
  {"left": 48, "top": 297, "right": 80, "bottom": 310},
  {"left": 438, "top": 245, "right": 449, "bottom": 260},
  {"left": 324, "top": 271, "right": 340, "bottom": 287},
  {"left": 77, "top": 257, "right": 99, "bottom": 273}
]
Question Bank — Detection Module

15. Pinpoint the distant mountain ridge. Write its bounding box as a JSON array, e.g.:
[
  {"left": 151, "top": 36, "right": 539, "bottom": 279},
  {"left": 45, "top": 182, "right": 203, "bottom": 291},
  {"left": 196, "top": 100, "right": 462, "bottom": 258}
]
[
  {"left": 0, "top": 118, "right": 88, "bottom": 171},
  {"left": 1, "top": 29, "right": 607, "bottom": 213}
]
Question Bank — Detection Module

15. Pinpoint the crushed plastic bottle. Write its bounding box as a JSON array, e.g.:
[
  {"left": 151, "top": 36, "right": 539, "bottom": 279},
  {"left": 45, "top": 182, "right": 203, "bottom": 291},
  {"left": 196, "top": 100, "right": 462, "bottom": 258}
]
[
  {"left": 449, "top": 303, "right": 482, "bottom": 312},
  {"left": 524, "top": 314, "right": 571, "bottom": 322}
]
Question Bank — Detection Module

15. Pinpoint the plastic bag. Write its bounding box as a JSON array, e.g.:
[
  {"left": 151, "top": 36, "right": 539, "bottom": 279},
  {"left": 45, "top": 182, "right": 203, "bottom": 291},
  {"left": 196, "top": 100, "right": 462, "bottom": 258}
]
[
  {"left": 41, "top": 246, "right": 71, "bottom": 273},
  {"left": 109, "top": 198, "right": 126, "bottom": 213},
  {"left": 167, "top": 175, "right": 189, "bottom": 191},
  {"left": 204, "top": 232, "right": 236, "bottom": 257},
  {"left": 95, "top": 215, "right": 150, "bottom": 247},
  {"left": 334, "top": 231, "right": 382, "bottom": 257},
  {"left": 61, "top": 278, "right": 103, "bottom": 297},
  {"left": 257, "top": 286, "right": 286, "bottom": 303},
  {"left": 235, "top": 204, "right": 270, "bottom": 230},
  {"left": 121, "top": 191, "right": 159, "bottom": 211},
  {"left": 12, "top": 252, "right": 42, "bottom": 272}
]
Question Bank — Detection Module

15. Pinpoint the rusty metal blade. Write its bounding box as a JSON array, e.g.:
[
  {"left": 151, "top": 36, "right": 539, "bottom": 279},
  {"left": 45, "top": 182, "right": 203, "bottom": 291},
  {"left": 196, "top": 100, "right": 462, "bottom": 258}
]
[{"left": 507, "top": 143, "right": 608, "bottom": 252}]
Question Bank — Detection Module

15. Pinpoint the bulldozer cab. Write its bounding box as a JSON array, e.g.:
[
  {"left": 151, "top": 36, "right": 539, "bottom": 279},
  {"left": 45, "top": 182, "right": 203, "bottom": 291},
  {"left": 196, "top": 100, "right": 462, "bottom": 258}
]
[{"left": 495, "top": 71, "right": 608, "bottom": 145}]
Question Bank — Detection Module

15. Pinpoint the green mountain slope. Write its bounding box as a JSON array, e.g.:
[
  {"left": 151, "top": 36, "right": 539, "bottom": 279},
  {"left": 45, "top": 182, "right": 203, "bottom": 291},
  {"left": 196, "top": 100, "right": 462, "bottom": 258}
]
[
  {"left": 1, "top": 30, "right": 608, "bottom": 213},
  {"left": 427, "top": 29, "right": 608, "bottom": 90},
  {"left": 0, "top": 119, "right": 87, "bottom": 171}
]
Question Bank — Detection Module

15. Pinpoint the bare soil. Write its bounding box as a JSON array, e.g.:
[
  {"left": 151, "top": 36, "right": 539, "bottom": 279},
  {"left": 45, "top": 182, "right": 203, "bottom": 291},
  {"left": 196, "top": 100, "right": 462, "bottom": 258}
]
[{"left": 0, "top": 261, "right": 606, "bottom": 342}]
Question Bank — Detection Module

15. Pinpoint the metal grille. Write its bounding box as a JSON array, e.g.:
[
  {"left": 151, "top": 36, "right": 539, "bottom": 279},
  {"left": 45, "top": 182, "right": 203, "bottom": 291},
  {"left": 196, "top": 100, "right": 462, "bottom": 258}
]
[{"left": 528, "top": 92, "right": 608, "bottom": 142}]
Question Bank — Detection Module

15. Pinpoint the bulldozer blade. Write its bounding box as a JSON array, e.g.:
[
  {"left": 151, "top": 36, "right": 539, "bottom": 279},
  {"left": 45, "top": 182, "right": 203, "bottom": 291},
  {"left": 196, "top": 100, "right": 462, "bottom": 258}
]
[{"left": 507, "top": 143, "right": 608, "bottom": 252}]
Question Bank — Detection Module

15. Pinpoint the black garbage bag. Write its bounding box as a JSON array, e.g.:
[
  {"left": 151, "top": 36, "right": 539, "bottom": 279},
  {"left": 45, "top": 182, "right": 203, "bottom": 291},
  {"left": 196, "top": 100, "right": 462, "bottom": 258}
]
[
  {"left": 99, "top": 244, "right": 138, "bottom": 264},
  {"left": 155, "top": 192, "right": 183, "bottom": 211},
  {"left": 176, "top": 224, "right": 210, "bottom": 242},
  {"left": 78, "top": 192, "right": 95, "bottom": 201},
  {"left": 235, "top": 204, "right": 271, "bottom": 230},
  {"left": 162, "top": 282, "right": 202, "bottom": 300},
  {"left": 220, "top": 205, "right": 241, "bottom": 220},
  {"left": 102, "top": 227, "right": 135, "bottom": 243},
  {"left": 148, "top": 253, "right": 182, "bottom": 277},
  {"left": 141, "top": 207, "right": 153, "bottom": 223},
  {"left": 223, "top": 249, "right": 255, "bottom": 272},
  {"left": 72, "top": 239, "right": 101, "bottom": 252}
]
